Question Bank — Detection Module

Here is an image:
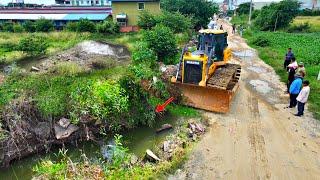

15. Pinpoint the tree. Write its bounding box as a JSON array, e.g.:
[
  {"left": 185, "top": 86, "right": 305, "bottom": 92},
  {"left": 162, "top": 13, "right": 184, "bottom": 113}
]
[
  {"left": 34, "top": 18, "right": 54, "bottom": 32},
  {"left": 161, "top": 0, "right": 219, "bottom": 29},
  {"left": 255, "top": 0, "right": 300, "bottom": 31},
  {"left": 138, "top": 10, "right": 158, "bottom": 30},
  {"left": 237, "top": 2, "right": 252, "bottom": 15},
  {"left": 158, "top": 11, "right": 192, "bottom": 33},
  {"left": 142, "top": 25, "right": 177, "bottom": 60},
  {"left": 18, "top": 35, "right": 48, "bottom": 56}
]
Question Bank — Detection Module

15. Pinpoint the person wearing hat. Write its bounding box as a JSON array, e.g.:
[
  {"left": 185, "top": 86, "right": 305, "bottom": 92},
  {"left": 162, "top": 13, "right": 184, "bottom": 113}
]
[{"left": 295, "top": 62, "right": 306, "bottom": 77}]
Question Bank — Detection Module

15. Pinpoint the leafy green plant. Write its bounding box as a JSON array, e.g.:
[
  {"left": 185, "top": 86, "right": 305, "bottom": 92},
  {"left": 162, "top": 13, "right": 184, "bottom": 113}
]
[
  {"left": 18, "top": 35, "right": 48, "bottom": 56},
  {"left": 96, "top": 20, "right": 119, "bottom": 34},
  {"left": 129, "top": 63, "right": 155, "bottom": 80},
  {"left": 34, "top": 18, "right": 54, "bottom": 32},
  {"left": 76, "top": 19, "right": 96, "bottom": 32},
  {"left": 142, "top": 25, "right": 177, "bottom": 60},
  {"left": 65, "top": 22, "right": 78, "bottom": 32},
  {"left": 251, "top": 36, "right": 271, "bottom": 47},
  {"left": 23, "top": 20, "right": 36, "bottom": 32},
  {"left": 132, "top": 41, "right": 157, "bottom": 65},
  {"left": 158, "top": 11, "right": 192, "bottom": 33},
  {"left": 138, "top": 10, "right": 159, "bottom": 30},
  {"left": 1, "top": 23, "right": 14, "bottom": 32},
  {"left": 13, "top": 24, "right": 24, "bottom": 33}
]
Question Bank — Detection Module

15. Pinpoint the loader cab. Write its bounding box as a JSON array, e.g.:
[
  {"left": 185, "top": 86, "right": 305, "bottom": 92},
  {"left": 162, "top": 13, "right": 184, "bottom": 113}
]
[
  {"left": 182, "top": 52, "right": 207, "bottom": 85},
  {"left": 197, "top": 29, "right": 228, "bottom": 62}
]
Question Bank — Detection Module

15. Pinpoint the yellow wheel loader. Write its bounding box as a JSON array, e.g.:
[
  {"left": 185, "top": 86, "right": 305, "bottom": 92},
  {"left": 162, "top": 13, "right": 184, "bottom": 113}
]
[{"left": 171, "top": 29, "right": 241, "bottom": 113}]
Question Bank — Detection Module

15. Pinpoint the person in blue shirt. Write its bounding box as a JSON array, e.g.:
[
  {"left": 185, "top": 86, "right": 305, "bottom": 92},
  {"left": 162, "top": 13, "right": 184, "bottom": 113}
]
[{"left": 287, "top": 75, "right": 303, "bottom": 108}]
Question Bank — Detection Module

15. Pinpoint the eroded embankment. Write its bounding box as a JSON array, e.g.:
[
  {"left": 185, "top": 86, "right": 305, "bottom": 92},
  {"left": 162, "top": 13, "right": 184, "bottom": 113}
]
[{"left": 0, "top": 41, "right": 131, "bottom": 167}]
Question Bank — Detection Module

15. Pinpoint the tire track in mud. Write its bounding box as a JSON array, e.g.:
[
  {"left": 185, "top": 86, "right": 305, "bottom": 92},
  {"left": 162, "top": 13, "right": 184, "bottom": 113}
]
[{"left": 247, "top": 94, "right": 271, "bottom": 179}]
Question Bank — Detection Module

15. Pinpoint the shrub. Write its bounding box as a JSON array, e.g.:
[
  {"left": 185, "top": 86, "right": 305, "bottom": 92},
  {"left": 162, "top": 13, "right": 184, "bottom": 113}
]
[
  {"left": 34, "top": 18, "right": 54, "bottom": 32},
  {"left": 0, "top": 42, "right": 17, "bottom": 52},
  {"left": 119, "top": 75, "right": 156, "bottom": 127},
  {"left": 13, "top": 24, "right": 24, "bottom": 33},
  {"left": 158, "top": 11, "right": 192, "bottom": 33},
  {"left": 96, "top": 20, "right": 119, "bottom": 34},
  {"left": 129, "top": 63, "right": 155, "bottom": 80},
  {"left": 65, "top": 22, "right": 78, "bottom": 32},
  {"left": 76, "top": 19, "right": 96, "bottom": 32},
  {"left": 17, "top": 35, "right": 48, "bottom": 56},
  {"left": 287, "top": 23, "right": 311, "bottom": 33},
  {"left": 251, "top": 36, "right": 271, "bottom": 47},
  {"left": 142, "top": 25, "right": 177, "bottom": 60},
  {"left": 132, "top": 41, "right": 157, "bottom": 65},
  {"left": 23, "top": 20, "right": 36, "bottom": 32},
  {"left": 138, "top": 10, "right": 158, "bottom": 30},
  {"left": 69, "top": 80, "right": 129, "bottom": 130},
  {"left": 2, "top": 23, "right": 14, "bottom": 32}
]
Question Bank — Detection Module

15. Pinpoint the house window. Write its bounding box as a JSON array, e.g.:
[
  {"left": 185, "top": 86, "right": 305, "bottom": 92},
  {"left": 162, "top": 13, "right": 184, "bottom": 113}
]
[
  {"left": 138, "top": 2, "right": 145, "bottom": 10},
  {"left": 96, "top": 0, "right": 99, "bottom": 4}
]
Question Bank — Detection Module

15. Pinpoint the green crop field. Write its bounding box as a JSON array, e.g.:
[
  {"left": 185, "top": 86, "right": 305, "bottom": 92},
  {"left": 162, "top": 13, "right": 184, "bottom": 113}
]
[
  {"left": 245, "top": 31, "right": 320, "bottom": 119},
  {"left": 292, "top": 16, "right": 320, "bottom": 32}
]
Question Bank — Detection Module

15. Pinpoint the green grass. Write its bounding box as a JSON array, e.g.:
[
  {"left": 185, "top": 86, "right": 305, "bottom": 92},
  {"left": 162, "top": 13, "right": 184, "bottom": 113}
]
[
  {"left": 244, "top": 31, "right": 320, "bottom": 119},
  {"left": 0, "top": 32, "right": 91, "bottom": 64},
  {"left": 292, "top": 16, "right": 320, "bottom": 32}
]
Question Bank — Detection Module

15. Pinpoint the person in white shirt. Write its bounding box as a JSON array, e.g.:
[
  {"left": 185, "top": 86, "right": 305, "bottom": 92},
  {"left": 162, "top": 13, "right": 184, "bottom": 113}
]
[
  {"left": 288, "top": 57, "right": 298, "bottom": 70},
  {"left": 295, "top": 80, "right": 310, "bottom": 116}
]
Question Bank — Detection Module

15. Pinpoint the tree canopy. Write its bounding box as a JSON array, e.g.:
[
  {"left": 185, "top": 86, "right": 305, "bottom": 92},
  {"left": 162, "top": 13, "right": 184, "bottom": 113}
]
[
  {"left": 237, "top": 2, "right": 252, "bottom": 15},
  {"left": 254, "top": 0, "right": 300, "bottom": 31},
  {"left": 161, "top": 0, "right": 219, "bottom": 29}
]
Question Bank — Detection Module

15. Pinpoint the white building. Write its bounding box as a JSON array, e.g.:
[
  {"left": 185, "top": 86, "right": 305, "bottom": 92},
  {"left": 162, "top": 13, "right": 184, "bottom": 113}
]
[{"left": 0, "top": 0, "right": 111, "bottom": 6}]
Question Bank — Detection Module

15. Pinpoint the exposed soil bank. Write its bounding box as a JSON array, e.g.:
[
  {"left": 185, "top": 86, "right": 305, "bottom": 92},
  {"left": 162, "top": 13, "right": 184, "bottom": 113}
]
[
  {"left": 0, "top": 40, "right": 131, "bottom": 168},
  {"left": 169, "top": 20, "right": 320, "bottom": 180}
]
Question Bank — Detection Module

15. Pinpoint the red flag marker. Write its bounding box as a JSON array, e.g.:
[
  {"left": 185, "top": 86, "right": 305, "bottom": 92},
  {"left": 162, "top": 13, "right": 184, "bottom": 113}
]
[{"left": 155, "top": 97, "right": 174, "bottom": 113}]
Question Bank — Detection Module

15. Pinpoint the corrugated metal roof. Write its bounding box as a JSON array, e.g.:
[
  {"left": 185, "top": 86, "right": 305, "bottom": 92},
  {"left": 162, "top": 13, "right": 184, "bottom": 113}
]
[{"left": 0, "top": 13, "right": 109, "bottom": 20}]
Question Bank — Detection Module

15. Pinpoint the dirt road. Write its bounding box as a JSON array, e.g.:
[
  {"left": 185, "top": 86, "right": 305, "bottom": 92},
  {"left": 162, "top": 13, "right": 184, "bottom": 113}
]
[{"left": 169, "top": 21, "right": 320, "bottom": 180}]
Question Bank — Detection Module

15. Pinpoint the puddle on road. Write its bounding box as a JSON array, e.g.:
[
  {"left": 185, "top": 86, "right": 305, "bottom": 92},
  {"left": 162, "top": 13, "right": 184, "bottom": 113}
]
[
  {"left": 247, "top": 66, "right": 267, "bottom": 73},
  {"left": 249, "top": 80, "right": 273, "bottom": 94}
]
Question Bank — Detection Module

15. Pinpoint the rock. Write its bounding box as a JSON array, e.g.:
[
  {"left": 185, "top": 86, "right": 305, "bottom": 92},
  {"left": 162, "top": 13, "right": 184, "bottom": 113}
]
[
  {"left": 156, "top": 124, "right": 173, "bottom": 133},
  {"left": 146, "top": 149, "right": 160, "bottom": 161},
  {"left": 131, "top": 155, "right": 138, "bottom": 165},
  {"left": 31, "top": 66, "right": 40, "bottom": 72},
  {"left": 33, "top": 122, "right": 51, "bottom": 139},
  {"left": 54, "top": 124, "right": 79, "bottom": 139},
  {"left": 163, "top": 141, "right": 170, "bottom": 152},
  {"left": 58, "top": 118, "right": 70, "bottom": 128}
]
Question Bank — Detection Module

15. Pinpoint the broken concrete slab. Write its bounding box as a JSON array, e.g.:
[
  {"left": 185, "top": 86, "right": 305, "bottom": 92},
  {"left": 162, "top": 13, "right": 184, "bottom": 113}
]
[
  {"left": 146, "top": 149, "right": 160, "bottom": 161},
  {"left": 58, "top": 118, "right": 70, "bottom": 128}
]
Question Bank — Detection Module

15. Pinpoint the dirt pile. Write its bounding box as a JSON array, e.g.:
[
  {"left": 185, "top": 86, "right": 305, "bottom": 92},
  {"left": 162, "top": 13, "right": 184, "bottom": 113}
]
[{"left": 32, "top": 41, "right": 131, "bottom": 73}]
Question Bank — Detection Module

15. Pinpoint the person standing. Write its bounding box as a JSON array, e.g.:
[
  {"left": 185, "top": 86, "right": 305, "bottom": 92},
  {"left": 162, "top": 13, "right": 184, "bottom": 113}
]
[
  {"left": 286, "top": 57, "right": 298, "bottom": 93},
  {"left": 284, "top": 48, "right": 294, "bottom": 70},
  {"left": 220, "top": 25, "right": 223, "bottom": 30},
  {"left": 239, "top": 25, "right": 243, "bottom": 37},
  {"left": 295, "top": 80, "right": 310, "bottom": 116},
  {"left": 287, "top": 75, "right": 303, "bottom": 108},
  {"left": 232, "top": 24, "right": 236, "bottom": 34}
]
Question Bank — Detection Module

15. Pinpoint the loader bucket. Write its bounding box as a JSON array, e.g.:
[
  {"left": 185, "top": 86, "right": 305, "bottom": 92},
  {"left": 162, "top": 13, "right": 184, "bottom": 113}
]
[{"left": 173, "top": 82, "right": 239, "bottom": 113}]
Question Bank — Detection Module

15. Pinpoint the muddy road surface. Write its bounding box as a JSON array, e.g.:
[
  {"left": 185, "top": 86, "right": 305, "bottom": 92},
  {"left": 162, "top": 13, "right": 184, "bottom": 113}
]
[{"left": 170, "top": 21, "right": 320, "bottom": 180}]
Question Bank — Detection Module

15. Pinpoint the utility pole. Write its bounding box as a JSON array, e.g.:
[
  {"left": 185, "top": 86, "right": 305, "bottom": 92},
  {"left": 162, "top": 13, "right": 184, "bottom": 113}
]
[{"left": 248, "top": 0, "right": 253, "bottom": 25}]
